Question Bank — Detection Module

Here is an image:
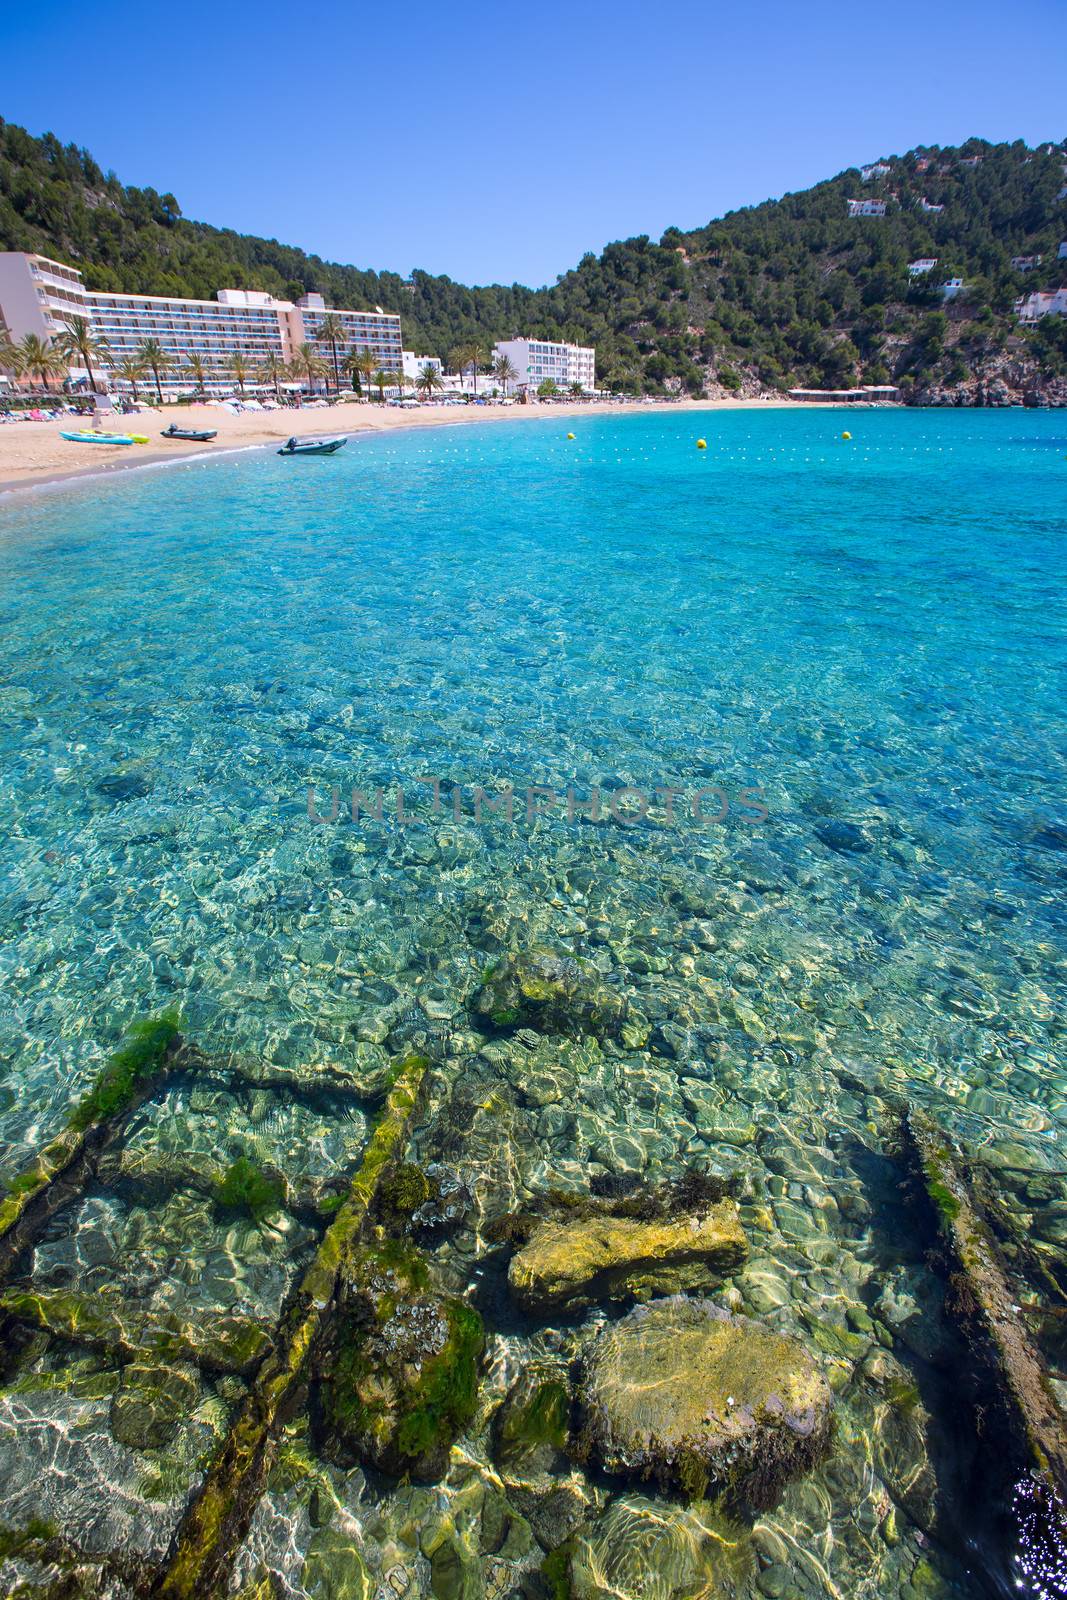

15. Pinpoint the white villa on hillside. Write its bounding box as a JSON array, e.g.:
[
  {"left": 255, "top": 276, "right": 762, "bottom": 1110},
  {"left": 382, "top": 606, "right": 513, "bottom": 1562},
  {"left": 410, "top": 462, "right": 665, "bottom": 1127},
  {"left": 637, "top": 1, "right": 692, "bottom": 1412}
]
[
  {"left": 860, "top": 163, "right": 891, "bottom": 182},
  {"left": 1011, "top": 255, "right": 1043, "bottom": 271},
  {"left": 1016, "top": 288, "right": 1067, "bottom": 324},
  {"left": 920, "top": 198, "right": 944, "bottom": 213},
  {"left": 847, "top": 198, "right": 887, "bottom": 217},
  {"left": 491, "top": 337, "right": 596, "bottom": 394},
  {"left": 908, "top": 258, "right": 938, "bottom": 276},
  {"left": 940, "top": 278, "right": 965, "bottom": 300}
]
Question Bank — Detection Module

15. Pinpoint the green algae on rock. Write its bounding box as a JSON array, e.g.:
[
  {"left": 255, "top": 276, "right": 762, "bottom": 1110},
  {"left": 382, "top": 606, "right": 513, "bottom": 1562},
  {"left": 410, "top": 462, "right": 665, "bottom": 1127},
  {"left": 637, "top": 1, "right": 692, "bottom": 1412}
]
[
  {"left": 577, "top": 1297, "right": 832, "bottom": 1508},
  {"left": 154, "top": 1050, "right": 431, "bottom": 1600},
  {"left": 508, "top": 1203, "right": 747, "bottom": 1313},
  {"left": 68, "top": 1011, "right": 182, "bottom": 1132},
  {"left": 473, "top": 950, "right": 627, "bottom": 1040},
  {"left": 493, "top": 1366, "right": 571, "bottom": 1474},
  {"left": 212, "top": 1157, "right": 286, "bottom": 1223},
  {"left": 320, "top": 1242, "right": 484, "bottom": 1482},
  {"left": 0, "top": 1012, "right": 183, "bottom": 1278},
  {"left": 0, "top": 1285, "right": 270, "bottom": 1377}
]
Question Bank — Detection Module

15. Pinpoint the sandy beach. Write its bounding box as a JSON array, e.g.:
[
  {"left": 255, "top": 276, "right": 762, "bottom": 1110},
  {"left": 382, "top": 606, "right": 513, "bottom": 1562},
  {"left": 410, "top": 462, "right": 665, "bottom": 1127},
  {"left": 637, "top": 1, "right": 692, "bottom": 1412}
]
[{"left": 0, "top": 394, "right": 804, "bottom": 495}]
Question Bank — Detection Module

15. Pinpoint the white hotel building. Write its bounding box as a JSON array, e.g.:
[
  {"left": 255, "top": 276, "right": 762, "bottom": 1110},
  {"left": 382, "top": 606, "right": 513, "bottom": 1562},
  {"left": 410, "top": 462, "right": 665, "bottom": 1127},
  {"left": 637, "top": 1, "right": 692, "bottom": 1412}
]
[
  {"left": 491, "top": 337, "right": 596, "bottom": 394},
  {"left": 0, "top": 252, "right": 403, "bottom": 395}
]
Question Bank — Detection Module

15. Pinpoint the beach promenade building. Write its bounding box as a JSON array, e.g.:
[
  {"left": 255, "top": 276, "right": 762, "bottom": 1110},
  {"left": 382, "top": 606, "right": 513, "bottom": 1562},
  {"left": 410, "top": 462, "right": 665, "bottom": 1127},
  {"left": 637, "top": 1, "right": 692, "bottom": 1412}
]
[
  {"left": 0, "top": 251, "right": 403, "bottom": 395},
  {"left": 492, "top": 337, "right": 596, "bottom": 394}
]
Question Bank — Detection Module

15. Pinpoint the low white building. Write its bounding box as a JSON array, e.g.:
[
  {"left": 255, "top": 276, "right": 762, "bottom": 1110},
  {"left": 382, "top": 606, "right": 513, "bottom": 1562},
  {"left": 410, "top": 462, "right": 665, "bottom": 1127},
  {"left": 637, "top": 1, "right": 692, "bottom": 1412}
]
[
  {"left": 847, "top": 198, "right": 887, "bottom": 217},
  {"left": 1016, "top": 288, "right": 1067, "bottom": 324},
  {"left": 1059, "top": 241, "right": 1067, "bottom": 259},
  {"left": 940, "top": 278, "right": 965, "bottom": 299},
  {"left": 491, "top": 337, "right": 596, "bottom": 394},
  {"left": 1011, "top": 255, "right": 1043, "bottom": 271},
  {"left": 402, "top": 350, "right": 442, "bottom": 381},
  {"left": 920, "top": 198, "right": 944, "bottom": 213},
  {"left": 908, "top": 258, "right": 938, "bottom": 276},
  {"left": 860, "top": 163, "right": 891, "bottom": 182}
]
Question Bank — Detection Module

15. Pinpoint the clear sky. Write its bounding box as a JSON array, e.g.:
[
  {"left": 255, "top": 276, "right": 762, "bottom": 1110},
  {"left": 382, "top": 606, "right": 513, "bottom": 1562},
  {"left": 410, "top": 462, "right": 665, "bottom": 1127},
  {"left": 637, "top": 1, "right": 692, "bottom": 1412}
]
[{"left": 2, "top": 0, "right": 1064, "bottom": 288}]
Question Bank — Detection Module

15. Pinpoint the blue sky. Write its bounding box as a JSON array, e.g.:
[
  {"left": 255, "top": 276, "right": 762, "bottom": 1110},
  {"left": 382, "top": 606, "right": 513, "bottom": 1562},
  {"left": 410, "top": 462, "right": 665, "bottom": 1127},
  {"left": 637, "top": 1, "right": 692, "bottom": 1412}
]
[{"left": 2, "top": 0, "right": 1064, "bottom": 287}]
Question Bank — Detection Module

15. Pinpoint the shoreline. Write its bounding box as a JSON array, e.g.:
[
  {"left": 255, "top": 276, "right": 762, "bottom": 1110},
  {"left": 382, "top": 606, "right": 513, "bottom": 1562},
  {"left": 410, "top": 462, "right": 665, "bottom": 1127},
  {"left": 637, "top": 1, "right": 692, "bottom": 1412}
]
[{"left": 0, "top": 394, "right": 809, "bottom": 497}]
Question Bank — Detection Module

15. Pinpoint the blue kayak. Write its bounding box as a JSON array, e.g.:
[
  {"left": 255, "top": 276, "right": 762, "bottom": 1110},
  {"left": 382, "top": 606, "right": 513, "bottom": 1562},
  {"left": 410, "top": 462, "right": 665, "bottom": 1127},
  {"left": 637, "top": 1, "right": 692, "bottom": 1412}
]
[{"left": 61, "top": 431, "right": 138, "bottom": 445}]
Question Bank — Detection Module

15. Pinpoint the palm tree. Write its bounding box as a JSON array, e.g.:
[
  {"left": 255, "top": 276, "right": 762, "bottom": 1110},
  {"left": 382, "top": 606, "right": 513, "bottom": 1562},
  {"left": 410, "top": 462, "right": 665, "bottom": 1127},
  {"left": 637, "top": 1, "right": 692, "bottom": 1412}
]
[
  {"left": 569, "top": 380, "right": 584, "bottom": 398},
  {"left": 55, "top": 316, "right": 111, "bottom": 396},
  {"left": 373, "top": 369, "right": 395, "bottom": 403},
  {"left": 138, "top": 339, "right": 172, "bottom": 403},
  {"left": 259, "top": 349, "right": 287, "bottom": 401},
  {"left": 183, "top": 352, "right": 208, "bottom": 398},
  {"left": 451, "top": 343, "right": 485, "bottom": 394},
  {"left": 0, "top": 336, "right": 24, "bottom": 383},
  {"left": 343, "top": 349, "right": 364, "bottom": 398},
  {"left": 493, "top": 353, "right": 518, "bottom": 396},
  {"left": 392, "top": 369, "right": 411, "bottom": 398},
  {"left": 18, "top": 334, "right": 65, "bottom": 392},
  {"left": 314, "top": 312, "right": 346, "bottom": 393},
  {"left": 115, "top": 356, "right": 148, "bottom": 400},
  {"left": 357, "top": 346, "right": 378, "bottom": 399},
  {"left": 228, "top": 353, "right": 249, "bottom": 397},
  {"left": 415, "top": 361, "right": 444, "bottom": 400},
  {"left": 294, "top": 342, "right": 327, "bottom": 396}
]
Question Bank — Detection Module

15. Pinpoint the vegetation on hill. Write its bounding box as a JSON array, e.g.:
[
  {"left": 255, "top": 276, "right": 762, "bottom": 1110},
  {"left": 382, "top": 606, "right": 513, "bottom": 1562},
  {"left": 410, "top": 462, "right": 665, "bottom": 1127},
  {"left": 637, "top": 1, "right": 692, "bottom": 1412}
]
[{"left": 1, "top": 119, "right": 1065, "bottom": 396}]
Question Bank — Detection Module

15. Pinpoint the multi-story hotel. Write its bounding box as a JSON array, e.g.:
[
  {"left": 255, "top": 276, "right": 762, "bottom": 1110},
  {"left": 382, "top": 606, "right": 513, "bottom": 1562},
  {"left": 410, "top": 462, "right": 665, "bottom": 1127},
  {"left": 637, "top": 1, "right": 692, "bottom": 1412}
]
[
  {"left": 492, "top": 337, "right": 596, "bottom": 395},
  {"left": 0, "top": 252, "right": 403, "bottom": 395},
  {"left": 0, "top": 250, "right": 91, "bottom": 344}
]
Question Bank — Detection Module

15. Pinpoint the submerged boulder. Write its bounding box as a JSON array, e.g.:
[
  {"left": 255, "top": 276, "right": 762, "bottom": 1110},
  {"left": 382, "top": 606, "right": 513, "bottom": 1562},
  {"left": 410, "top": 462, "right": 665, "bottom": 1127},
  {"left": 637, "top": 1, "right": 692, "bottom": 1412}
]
[
  {"left": 318, "top": 1244, "right": 483, "bottom": 1482},
  {"left": 109, "top": 1359, "right": 200, "bottom": 1450},
  {"left": 578, "top": 1297, "right": 832, "bottom": 1506},
  {"left": 473, "top": 950, "right": 627, "bottom": 1040},
  {"left": 563, "top": 1493, "right": 756, "bottom": 1600},
  {"left": 508, "top": 1203, "right": 747, "bottom": 1313}
]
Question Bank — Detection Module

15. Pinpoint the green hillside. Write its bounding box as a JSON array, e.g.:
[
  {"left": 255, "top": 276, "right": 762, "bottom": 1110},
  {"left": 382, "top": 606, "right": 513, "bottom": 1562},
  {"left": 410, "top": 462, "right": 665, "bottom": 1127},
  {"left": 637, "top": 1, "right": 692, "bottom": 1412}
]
[{"left": 1, "top": 119, "right": 1065, "bottom": 397}]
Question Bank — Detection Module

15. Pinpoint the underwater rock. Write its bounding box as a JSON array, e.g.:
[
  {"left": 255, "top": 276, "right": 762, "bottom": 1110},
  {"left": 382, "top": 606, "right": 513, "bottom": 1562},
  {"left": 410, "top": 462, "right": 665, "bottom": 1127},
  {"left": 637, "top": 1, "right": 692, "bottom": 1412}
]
[
  {"left": 409, "top": 1163, "right": 473, "bottom": 1242},
  {"left": 0, "top": 1286, "right": 270, "bottom": 1376},
  {"left": 578, "top": 1297, "right": 832, "bottom": 1506},
  {"left": 95, "top": 771, "right": 152, "bottom": 801},
  {"left": 319, "top": 1244, "right": 484, "bottom": 1482},
  {"left": 301, "top": 1525, "right": 374, "bottom": 1600},
  {"left": 813, "top": 819, "right": 872, "bottom": 855},
  {"left": 563, "top": 1493, "right": 756, "bottom": 1600},
  {"left": 109, "top": 1359, "right": 201, "bottom": 1450},
  {"left": 493, "top": 1363, "right": 572, "bottom": 1477},
  {"left": 472, "top": 949, "right": 627, "bottom": 1040},
  {"left": 508, "top": 1203, "right": 746, "bottom": 1313}
]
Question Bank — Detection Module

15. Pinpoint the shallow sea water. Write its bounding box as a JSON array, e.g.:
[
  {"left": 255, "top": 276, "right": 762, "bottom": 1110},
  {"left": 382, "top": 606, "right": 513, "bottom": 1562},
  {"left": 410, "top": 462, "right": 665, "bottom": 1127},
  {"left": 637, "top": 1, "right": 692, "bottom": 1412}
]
[{"left": 0, "top": 408, "right": 1064, "bottom": 1600}]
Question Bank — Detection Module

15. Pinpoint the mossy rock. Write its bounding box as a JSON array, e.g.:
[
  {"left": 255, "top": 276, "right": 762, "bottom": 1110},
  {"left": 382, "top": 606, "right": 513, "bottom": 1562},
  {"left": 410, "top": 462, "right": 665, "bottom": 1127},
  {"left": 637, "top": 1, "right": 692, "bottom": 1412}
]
[
  {"left": 212, "top": 1156, "right": 286, "bottom": 1223},
  {"left": 492, "top": 1363, "right": 572, "bottom": 1476},
  {"left": 578, "top": 1297, "right": 832, "bottom": 1509},
  {"left": 68, "top": 1010, "right": 181, "bottom": 1131},
  {"left": 378, "top": 1162, "right": 432, "bottom": 1219},
  {"left": 320, "top": 1244, "right": 484, "bottom": 1481},
  {"left": 109, "top": 1360, "right": 200, "bottom": 1450},
  {"left": 473, "top": 950, "right": 627, "bottom": 1040},
  {"left": 509, "top": 1204, "right": 747, "bottom": 1313}
]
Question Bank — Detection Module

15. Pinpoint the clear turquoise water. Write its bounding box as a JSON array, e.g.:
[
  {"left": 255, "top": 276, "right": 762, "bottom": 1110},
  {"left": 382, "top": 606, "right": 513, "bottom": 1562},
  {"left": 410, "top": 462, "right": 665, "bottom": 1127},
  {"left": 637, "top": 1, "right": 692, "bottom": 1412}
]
[{"left": 0, "top": 408, "right": 1065, "bottom": 1598}]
